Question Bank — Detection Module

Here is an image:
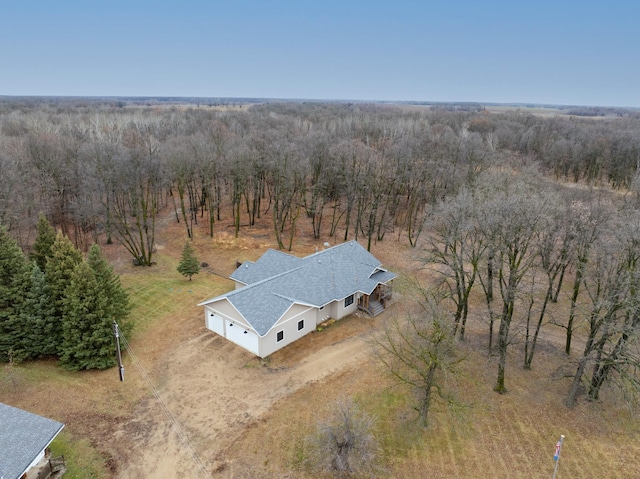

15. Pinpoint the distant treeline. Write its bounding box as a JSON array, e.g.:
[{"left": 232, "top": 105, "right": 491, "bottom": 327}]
[{"left": 561, "top": 106, "right": 640, "bottom": 118}]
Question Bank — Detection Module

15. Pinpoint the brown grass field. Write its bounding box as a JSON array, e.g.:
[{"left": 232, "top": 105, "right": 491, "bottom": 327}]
[{"left": 1, "top": 206, "right": 639, "bottom": 479}]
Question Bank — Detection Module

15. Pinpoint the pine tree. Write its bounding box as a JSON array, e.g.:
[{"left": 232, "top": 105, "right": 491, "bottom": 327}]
[
  {"left": 30, "top": 213, "right": 57, "bottom": 271},
  {"left": 60, "top": 262, "right": 117, "bottom": 370},
  {"left": 21, "top": 263, "right": 57, "bottom": 358},
  {"left": 86, "top": 244, "right": 132, "bottom": 336},
  {"left": 45, "top": 233, "right": 83, "bottom": 354},
  {"left": 177, "top": 241, "right": 200, "bottom": 280},
  {"left": 0, "top": 225, "right": 31, "bottom": 362}
]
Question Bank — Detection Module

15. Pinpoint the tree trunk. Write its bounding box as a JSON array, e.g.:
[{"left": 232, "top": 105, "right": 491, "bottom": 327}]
[
  {"left": 524, "top": 283, "right": 552, "bottom": 369},
  {"left": 566, "top": 357, "right": 587, "bottom": 408},
  {"left": 419, "top": 364, "right": 437, "bottom": 427},
  {"left": 494, "top": 316, "right": 510, "bottom": 394},
  {"left": 566, "top": 259, "right": 585, "bottom": 355}
]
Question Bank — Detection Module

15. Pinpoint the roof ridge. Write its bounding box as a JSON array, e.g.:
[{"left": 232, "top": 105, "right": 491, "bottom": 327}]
[{"left": 302, "top": 240, "right": 357, "bottom": 259}]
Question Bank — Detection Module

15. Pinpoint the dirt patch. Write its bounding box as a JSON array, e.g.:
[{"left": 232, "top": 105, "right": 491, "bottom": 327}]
[{"left": 114, "top": 313, "right": 382, "bottom": 478}]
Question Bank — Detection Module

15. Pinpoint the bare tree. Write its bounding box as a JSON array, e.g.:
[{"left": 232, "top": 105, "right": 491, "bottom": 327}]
[
  {"left": 0, "top": 137, "right": 28, "bottom": 232},
  {"left": 563, "top": 198, "right": 611, "bottom": 355},
  {"left": 523, "top": 194, "right": 570, "bottom": 369},
  {"left": 25, "top": 125, "right": 85, "bottom": 239},
  {"left": 423, "top": 189, "right": 485, "bottom": 340},
  {"left": 330, "top": 140, "right": 369, "bottom": 242},
  {"left": 306, "top": 397, "right": 380, "bottom": 478},
  {"left": 266, "top": 139, "right": 305, "bottom": 250},
  {"left": 166, "top": 136, "right": 198, "bottom": 238},
  {"left": 566, "top": 234, "right": 626, "bottom": 407},
  {"left": 373, "top": 296, "right": 463, "bottom": 427},
  {"left": 110, "top": 122, "right": 165, "bottom": 266},
  {"left": 302, "top": 130, "right": 334, "bottom": 240},
  {"left": 566, "top": 211, "right": 640, "bottom": 407},
  {"left": 483, "top": 180, "right": 546, "bottom": 394}
]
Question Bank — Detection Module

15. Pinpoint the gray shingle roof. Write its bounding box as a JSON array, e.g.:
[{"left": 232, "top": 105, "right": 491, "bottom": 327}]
[
  {"left": 0, "top": 402, "right": 64, "bottom": 479},
  {"left": 230, "top": 249, "right": 303, "bottom": 285},
  {"left": 200, "top": 241, "right": 396, "bottom": 336}
]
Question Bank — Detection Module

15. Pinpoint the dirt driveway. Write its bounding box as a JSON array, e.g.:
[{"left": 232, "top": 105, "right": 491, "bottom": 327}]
[{"left": 114, "top": 312, "right": 380, "bottom": 478}]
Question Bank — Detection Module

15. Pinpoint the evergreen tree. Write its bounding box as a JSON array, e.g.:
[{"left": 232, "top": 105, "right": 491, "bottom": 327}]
[
  {"left": 0, "top": 225, "right": 31, "bottom": 361},
  {"left": 21, "top": 263, "right": 57, "bottom": 358},
  {"left": 60, "top": 262, "right": 117, "bottom": 370},
  {"left": 86, "top": 244, "right": 132, "bottom": 336},
  {"left": 177, "top": 241, "right": 200, "bottom": 280},
  {"left": 45, "top": 233, "right": 83, "bottom": 353},
  {"left": 30, "top": 213, "right": 57, "bottom": 271}
]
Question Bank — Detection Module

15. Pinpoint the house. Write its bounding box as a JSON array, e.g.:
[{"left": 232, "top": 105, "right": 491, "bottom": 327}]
[
  {"left": 198, "top": 241, "right": 396, "bottom": 358},
  {"left": 0, "top": 402, "right": 65, "bottom": 479}
]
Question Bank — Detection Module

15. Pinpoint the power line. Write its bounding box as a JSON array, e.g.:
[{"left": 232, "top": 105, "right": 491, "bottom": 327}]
[{"left": 118, "top": 332, "right": 213, "bottom": 479}]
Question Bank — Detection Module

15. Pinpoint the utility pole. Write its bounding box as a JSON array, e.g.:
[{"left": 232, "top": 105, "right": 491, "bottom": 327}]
[
  {"left": 552, "top": 434, "right": 565, "bottom": 479},
  {"left": 113, "top": 321, "right": 125, "bottom": 381}
]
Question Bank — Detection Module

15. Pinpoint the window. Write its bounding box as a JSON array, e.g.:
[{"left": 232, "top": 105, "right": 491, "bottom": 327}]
[
  {"left": 344, "top": 294, "right": 354, "bottom": 308},
  {"left": 298, "top": 319, "right": 304, "bottom": 331},
  {"left": 277, "top": 330, "right": 284, "bottom": 342}
]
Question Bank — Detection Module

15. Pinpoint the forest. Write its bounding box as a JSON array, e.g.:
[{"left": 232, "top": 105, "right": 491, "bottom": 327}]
[
  {"left": 2, "top": 99, "right": 640, "bottom": 400},
  {"left": 1, "top": 99, "right": 640, "bottom": 254}
]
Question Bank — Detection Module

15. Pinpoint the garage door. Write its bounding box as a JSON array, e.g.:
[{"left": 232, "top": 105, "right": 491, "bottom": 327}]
[
  {"left": 225, "top": 320, "right": 259, "bottom": 356},
  {"left": 206, "top": 312, "right": 225, "bottom": 336}
]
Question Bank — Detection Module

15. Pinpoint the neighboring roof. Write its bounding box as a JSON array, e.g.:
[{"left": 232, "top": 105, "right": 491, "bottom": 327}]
[
  {"left": 200, "top": 241, "right": 396, "bottom": 336},
  {"left": 0, "top": 402, "right": 65, "bottom": 479}
]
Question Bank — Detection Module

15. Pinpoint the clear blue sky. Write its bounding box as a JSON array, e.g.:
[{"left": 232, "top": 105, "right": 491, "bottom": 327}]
[{"left": 2, "top": 0, "right": 639, "bottom": 107}]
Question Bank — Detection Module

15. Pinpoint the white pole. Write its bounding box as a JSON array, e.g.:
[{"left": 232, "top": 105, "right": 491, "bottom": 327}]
[
  {"left": 114, "top": 321, "right": 125, "bottom": 381},
  {"left": 552, "top": 434, "right": 565, "bottom": 479}
]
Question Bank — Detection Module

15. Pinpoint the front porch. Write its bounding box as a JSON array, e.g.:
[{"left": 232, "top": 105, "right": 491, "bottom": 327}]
[{"left": 357, "top": 284, "right": 393, "bottom": 317}]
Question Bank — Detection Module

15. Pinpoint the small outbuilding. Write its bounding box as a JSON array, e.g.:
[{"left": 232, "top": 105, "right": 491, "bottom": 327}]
[
  {"left": 0, "top": 402, "right": 65, "bottom": 479},
  {"left": 198, "top": 241, "right": 396, "bottom": 358}
]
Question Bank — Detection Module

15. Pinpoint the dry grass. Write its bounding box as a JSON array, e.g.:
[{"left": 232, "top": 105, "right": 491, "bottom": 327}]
[
  {"left": 212, "top": 217, "right": 640, "bottom": 478},
  {"left": 228, "top": 324, "right": 640, "bottom": 479}
]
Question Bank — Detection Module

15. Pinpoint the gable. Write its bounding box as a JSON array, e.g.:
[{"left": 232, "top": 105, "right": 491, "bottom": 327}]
[
  {"left": 226, "top": 285, "right": 296, "bottom": 336},
  {"left": 204, "top": 298, "right": 253, "bottom": 330}
]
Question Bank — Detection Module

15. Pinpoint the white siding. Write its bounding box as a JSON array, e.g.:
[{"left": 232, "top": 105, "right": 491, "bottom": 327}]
[
  {"left": 259, "top": 306, "right": 315, "bottom": 357},
  {"left": 316, "top": 304, "right": 331, "bottom": 325},
  {"left": 335, "top": 293, "right": 359, "bottom": 319},
  {"left": 278, "top": 303, "right": 313, "bottom": 323},
  {"left": 328, "top": 300, "right": 340, "bottom": 320}
]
